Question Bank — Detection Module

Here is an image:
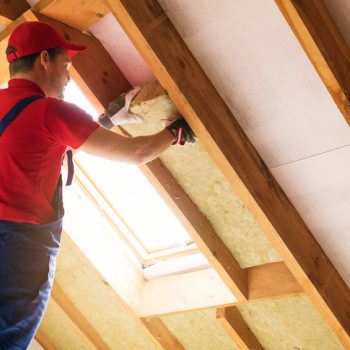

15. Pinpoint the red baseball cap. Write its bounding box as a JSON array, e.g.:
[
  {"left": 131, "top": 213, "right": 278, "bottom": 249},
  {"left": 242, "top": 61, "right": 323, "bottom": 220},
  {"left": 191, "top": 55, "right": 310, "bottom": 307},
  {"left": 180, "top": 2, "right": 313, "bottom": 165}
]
[{"left": 7, "top": 21, "right": 86, "bottom": 62}]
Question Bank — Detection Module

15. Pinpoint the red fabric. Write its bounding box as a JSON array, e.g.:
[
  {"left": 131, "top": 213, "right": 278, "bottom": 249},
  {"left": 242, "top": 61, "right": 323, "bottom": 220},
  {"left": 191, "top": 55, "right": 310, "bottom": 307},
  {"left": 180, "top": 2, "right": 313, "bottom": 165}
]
[
  {"left": 0, "top": 79, "right": 99, "bottom": 224},
  {"left": 7, "top": 21, "right": 86, "bottom": 62}
]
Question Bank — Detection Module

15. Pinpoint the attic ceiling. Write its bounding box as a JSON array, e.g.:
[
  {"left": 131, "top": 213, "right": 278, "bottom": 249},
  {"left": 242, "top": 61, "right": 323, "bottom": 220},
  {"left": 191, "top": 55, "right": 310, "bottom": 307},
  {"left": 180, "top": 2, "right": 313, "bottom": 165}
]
[{"left": 0, "top": 0, "right": 349, "bottom": 349}]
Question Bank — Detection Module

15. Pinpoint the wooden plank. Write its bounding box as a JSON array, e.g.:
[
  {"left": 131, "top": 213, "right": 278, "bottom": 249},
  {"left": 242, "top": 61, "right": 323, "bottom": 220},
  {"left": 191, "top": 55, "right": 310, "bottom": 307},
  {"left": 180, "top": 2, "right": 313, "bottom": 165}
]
[
  {"left": 51, "top": 282, "right": 112, "bottom": 350},
  {"left": 217, "top": 307, "right": 264, "bottom": 350},
  {"left": 0, "top": 0, "right": 29, "bottom": 21},
  {"left": 33, "top": 0, "right": 109, "bottom": 31},
  {"left": 247, "top": 262, "right": 304, "bottom": 302},
  {"left": 35, "top": 329, "right": 56, "bottom": 350},
  {"left": 275, "top": 0, "right": 350, "bottom": 125},
  {"left": 141, "top": 317, "right": 185, "bottom": 350},
  {"left": 141, "top": 262, "right": 304, "bottom": 317},
  {"left": 105, "top": 0, "right": 350, "bottom": 347}
]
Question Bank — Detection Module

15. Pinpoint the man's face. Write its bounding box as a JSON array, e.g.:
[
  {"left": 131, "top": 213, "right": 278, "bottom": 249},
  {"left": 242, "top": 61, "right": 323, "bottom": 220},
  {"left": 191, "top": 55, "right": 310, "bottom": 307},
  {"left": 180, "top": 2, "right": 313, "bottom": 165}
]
[{"left": 46, "top": 50, "right": 72, "bottom": 99}]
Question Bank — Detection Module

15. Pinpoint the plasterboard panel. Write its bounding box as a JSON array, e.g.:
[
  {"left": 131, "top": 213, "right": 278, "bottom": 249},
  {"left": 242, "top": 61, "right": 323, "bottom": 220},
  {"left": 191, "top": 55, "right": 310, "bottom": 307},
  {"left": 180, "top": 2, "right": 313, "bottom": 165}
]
[
  {"left": 157, "top": 0, "right": 350, "bottom": 168},
  {"left": 237, "top": 295, "right": 343, "bottom": 350},
  {"left": 89, "top": 13, "right": 155, "bottom": 87},
  {"left": 160, "top": 309, "right": 240, "bottom": 350},
  {"left": 271, "top": 145, "right": 350, "bottom": 287},
  {"left": 127, "top": 83, "right": 281, "bottom": 268},
  {"left": 53, "top": 234, "right": 159, "bottom": 350},
  {"left": 39, "top": 299, "right": 93, "bottom": 350},
  {"left": 323, "top": 0, "right": 350, "bottom": 49}
]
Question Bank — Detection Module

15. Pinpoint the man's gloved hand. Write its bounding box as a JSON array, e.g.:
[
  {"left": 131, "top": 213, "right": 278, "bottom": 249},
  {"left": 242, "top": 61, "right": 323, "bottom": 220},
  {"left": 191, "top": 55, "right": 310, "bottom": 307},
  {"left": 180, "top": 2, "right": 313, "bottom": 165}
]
[
  {"left": 165, "top": 117, "right": 196, "bottom": 145},
  {"left": 99, "top": 87, "right": 142, "bottom": 128}
]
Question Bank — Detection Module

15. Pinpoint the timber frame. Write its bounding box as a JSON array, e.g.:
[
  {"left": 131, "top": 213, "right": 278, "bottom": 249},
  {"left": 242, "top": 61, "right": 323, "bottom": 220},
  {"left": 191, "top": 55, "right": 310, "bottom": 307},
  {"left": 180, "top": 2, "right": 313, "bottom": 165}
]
[{"left": 0, "top": 0, "right": 349, "bottom": 348}]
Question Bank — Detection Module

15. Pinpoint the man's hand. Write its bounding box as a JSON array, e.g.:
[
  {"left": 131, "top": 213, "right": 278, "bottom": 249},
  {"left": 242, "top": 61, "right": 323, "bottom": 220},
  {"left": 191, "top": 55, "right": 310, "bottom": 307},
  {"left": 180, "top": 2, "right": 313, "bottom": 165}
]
[
  {"left": 165, "top": 117, "right": 196, "bottom": 145},
  {"left": 101, "top": 87, "right": 143, "bottom": 127}
]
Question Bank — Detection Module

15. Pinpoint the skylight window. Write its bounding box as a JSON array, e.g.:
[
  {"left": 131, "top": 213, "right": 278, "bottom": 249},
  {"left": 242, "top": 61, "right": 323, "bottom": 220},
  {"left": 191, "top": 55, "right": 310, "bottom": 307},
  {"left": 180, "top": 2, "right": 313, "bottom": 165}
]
[{"left": 63, "top": 80, "right": 208, "bottom": 277}]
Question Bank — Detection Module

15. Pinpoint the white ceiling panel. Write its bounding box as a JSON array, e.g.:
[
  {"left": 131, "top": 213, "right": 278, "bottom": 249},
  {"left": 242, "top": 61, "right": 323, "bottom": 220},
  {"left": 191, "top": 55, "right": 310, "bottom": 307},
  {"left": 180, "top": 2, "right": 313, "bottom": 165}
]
[
  {"left": 158, "top": 0, "right": 350, "bottom": 167},
  {"left": 271, "top": 146, "right": 350, "bottom": 287}
]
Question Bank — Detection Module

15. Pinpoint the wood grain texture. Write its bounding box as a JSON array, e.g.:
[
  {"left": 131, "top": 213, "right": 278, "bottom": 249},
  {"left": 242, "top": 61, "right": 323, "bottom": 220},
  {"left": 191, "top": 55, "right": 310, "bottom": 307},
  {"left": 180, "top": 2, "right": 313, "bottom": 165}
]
[
  {"left": 275, "top": 0, "right": 350, "bottom": 125},
  {"left": 247, "top": 262, "right": 304, "bottom": 301},
  {"left": 0, "top": 0, "right": 29, "bottom": 21},
  {"left": 105, "top": 0, "right": 350, "bottom": 347},
  {"left": 33, "top": 0, "right": 109, "bottom": 31},
  {"left": 142, "top": 317, "right": 185, "bottom": 350},
  {"left": 217, "top": 307, "right": 264, "bottom": 350}
]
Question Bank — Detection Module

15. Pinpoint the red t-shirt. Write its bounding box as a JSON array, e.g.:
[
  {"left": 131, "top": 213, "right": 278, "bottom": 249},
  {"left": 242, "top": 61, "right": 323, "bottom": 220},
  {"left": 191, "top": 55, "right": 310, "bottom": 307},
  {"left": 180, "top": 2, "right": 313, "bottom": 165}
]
[{"left": 0, "top": 79, "right": 100, "bottom": 224}]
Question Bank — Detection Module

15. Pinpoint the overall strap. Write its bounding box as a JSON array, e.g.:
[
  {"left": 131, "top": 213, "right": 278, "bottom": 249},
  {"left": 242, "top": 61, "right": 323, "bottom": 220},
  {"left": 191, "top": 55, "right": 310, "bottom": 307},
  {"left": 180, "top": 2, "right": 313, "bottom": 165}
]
[
  {"left": 0, "top": 95, "right": 44, "bottom": 136},
  {"left": 0, "top": 95, "right": 74, "bottom": 186}
]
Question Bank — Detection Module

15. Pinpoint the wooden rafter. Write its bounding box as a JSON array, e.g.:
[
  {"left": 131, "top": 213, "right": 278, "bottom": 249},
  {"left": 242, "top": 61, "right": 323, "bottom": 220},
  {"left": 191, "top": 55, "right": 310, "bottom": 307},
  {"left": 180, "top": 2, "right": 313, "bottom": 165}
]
[
  {"left": 51, "top": 282, "right": 112, "bottom": 350},
  {"left": 141, "top": 317, "right": 185, "bottom": 350},
  {"left": 0, "top": 0, "right": 29, "bottom": 25},
  {"left": 104, "top": 0, "right": 350, "bottom": 347},
  {"left": 33, "top": 0, "right": 109, "bottom": 31},
  {"left": 275, "top": 0, "right": 350, "bottom": 125},
  {"left": 35, "top": 329, "right": 56, "bottom": 350},
  {"left": 217, "top": 307, "right": 264, "bottom": 350}
]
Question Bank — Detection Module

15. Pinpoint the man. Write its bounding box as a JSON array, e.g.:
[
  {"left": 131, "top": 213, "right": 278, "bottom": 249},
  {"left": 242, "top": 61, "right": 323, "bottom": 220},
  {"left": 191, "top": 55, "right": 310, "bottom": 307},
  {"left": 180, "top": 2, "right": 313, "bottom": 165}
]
[{"left": 0, "top": 21, "right": 195, "bottom": 349}]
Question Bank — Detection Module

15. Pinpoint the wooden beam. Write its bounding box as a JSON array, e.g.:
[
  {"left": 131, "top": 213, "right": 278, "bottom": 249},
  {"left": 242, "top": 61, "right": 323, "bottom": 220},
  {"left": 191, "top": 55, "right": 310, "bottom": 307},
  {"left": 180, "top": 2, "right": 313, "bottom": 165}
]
[
  {"left": 247, "top": 261, "right": 304, "bottom": 302},
  {"left": 51, "top": 282, "right": 112, "bottom": 350},
  {"left": 140, "top": 160, "right": 248, "bottom": 301},
  {"left": 33, "top": 0, "right": 109, "bottom": 31},
  {"left": 141, "top": 317, "right": 185, "bottom": 350},
  {"left": 35, "top": 329, "right": 56, "bottom": 350},
  {"left": 275, "top": 0, "right": 350, "bottom": 125},
  {"left": 217, "top": 307, "right": 264, "bottom": 350},
  {"left": 105, "top": 0, "right": 350, "bottom": 347},
  {"left": 0, "top": 0, "right": 29, "bottom": 22}
]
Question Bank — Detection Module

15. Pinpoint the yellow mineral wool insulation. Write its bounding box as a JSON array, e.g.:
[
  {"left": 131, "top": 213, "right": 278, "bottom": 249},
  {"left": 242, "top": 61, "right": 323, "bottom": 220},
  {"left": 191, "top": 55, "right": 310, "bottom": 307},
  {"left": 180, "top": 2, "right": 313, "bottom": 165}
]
[
  {"left": 39, "top": 299, "right": 93, "bottom": 350},
  {"left": 127, "top": 82, "right": 281, "bottom": 267},
  {"left": 237, "top": 295, "right": 344, "bottom": 350},
  {"left": 160, "top": 309, "right": 240, "bottom": 350},
  {"left": 53, "top": 234, "right": 159, "bottom": 350}
]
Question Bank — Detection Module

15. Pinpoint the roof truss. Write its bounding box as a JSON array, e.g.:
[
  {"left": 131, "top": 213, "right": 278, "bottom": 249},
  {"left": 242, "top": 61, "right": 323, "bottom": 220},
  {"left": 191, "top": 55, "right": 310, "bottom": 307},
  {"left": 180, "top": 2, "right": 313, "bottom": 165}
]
[{"left": 0, "top": 0, "right": 348, "bottom": 347}]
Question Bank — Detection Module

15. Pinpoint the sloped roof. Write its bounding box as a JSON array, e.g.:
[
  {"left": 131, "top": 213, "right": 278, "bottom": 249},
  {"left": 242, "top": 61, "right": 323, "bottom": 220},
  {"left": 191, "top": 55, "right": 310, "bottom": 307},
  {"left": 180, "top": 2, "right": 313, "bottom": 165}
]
[{"left": 0, "top": 0, "right": 349, "bottom": 349}]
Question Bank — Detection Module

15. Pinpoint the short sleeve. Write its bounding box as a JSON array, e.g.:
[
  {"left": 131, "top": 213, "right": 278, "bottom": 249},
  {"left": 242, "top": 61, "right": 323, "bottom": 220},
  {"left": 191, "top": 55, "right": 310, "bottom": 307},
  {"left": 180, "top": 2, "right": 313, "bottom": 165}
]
[{"left": 44, "top": 98, "right": 100, "bottom": 149}]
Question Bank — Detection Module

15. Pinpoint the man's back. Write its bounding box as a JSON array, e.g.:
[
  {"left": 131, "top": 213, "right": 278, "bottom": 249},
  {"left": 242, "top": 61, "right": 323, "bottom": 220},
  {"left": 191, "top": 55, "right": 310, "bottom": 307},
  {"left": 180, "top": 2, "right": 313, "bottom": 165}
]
[{"left": 0, "top": 78, "right": 98, "bottom": 224}]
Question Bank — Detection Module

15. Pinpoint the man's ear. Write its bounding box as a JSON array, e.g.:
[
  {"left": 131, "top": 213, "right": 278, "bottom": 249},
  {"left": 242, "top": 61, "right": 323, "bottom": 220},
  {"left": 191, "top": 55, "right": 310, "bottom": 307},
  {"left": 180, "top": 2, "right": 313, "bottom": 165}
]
[{"left": 39, "top": 50, "right": 50, "bottom": 70}]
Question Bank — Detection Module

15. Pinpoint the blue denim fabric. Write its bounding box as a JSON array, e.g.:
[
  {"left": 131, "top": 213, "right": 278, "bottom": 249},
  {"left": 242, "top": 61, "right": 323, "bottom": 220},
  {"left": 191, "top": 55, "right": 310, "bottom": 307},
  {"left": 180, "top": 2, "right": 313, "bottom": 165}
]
[{"left": 0, "top": 180, "right": 63, "bottom": 349}]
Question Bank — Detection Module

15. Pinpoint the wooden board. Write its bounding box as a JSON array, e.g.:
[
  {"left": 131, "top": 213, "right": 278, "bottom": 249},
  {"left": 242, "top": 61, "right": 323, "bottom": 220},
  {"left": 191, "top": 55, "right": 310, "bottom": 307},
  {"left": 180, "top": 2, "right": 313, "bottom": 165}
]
[
  {"left": 33, "top": 0, "right": 109, "bottom": 31},
  {"left": 0, "top": 0, "right": 29, "bottom": 21},
  {"left": 217, "top": 307, "right": 264, "bottom": 350},
  {"left": 275, "top": 0, "right": 350, "bottom": 125}
]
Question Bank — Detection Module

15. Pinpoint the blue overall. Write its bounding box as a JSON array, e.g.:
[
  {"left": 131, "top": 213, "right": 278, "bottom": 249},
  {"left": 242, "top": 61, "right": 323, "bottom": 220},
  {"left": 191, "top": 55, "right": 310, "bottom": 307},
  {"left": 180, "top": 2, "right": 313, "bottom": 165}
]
[{"left": 0, "top": 96, "right": 71, "bottom": 349}]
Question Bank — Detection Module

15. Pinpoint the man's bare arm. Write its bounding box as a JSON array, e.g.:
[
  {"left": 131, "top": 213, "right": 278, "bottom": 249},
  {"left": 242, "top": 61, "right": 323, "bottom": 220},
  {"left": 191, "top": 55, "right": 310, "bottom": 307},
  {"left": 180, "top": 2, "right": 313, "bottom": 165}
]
[{"left": 80, "top": 126, "right": 175, "bottom": 165}]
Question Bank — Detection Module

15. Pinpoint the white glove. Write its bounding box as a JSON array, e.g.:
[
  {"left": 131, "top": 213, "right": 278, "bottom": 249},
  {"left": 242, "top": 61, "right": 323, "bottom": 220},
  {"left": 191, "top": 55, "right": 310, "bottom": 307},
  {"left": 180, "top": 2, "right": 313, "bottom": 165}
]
[{"left": 106, "top": 87, "right": 142, "bottom": 125}]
